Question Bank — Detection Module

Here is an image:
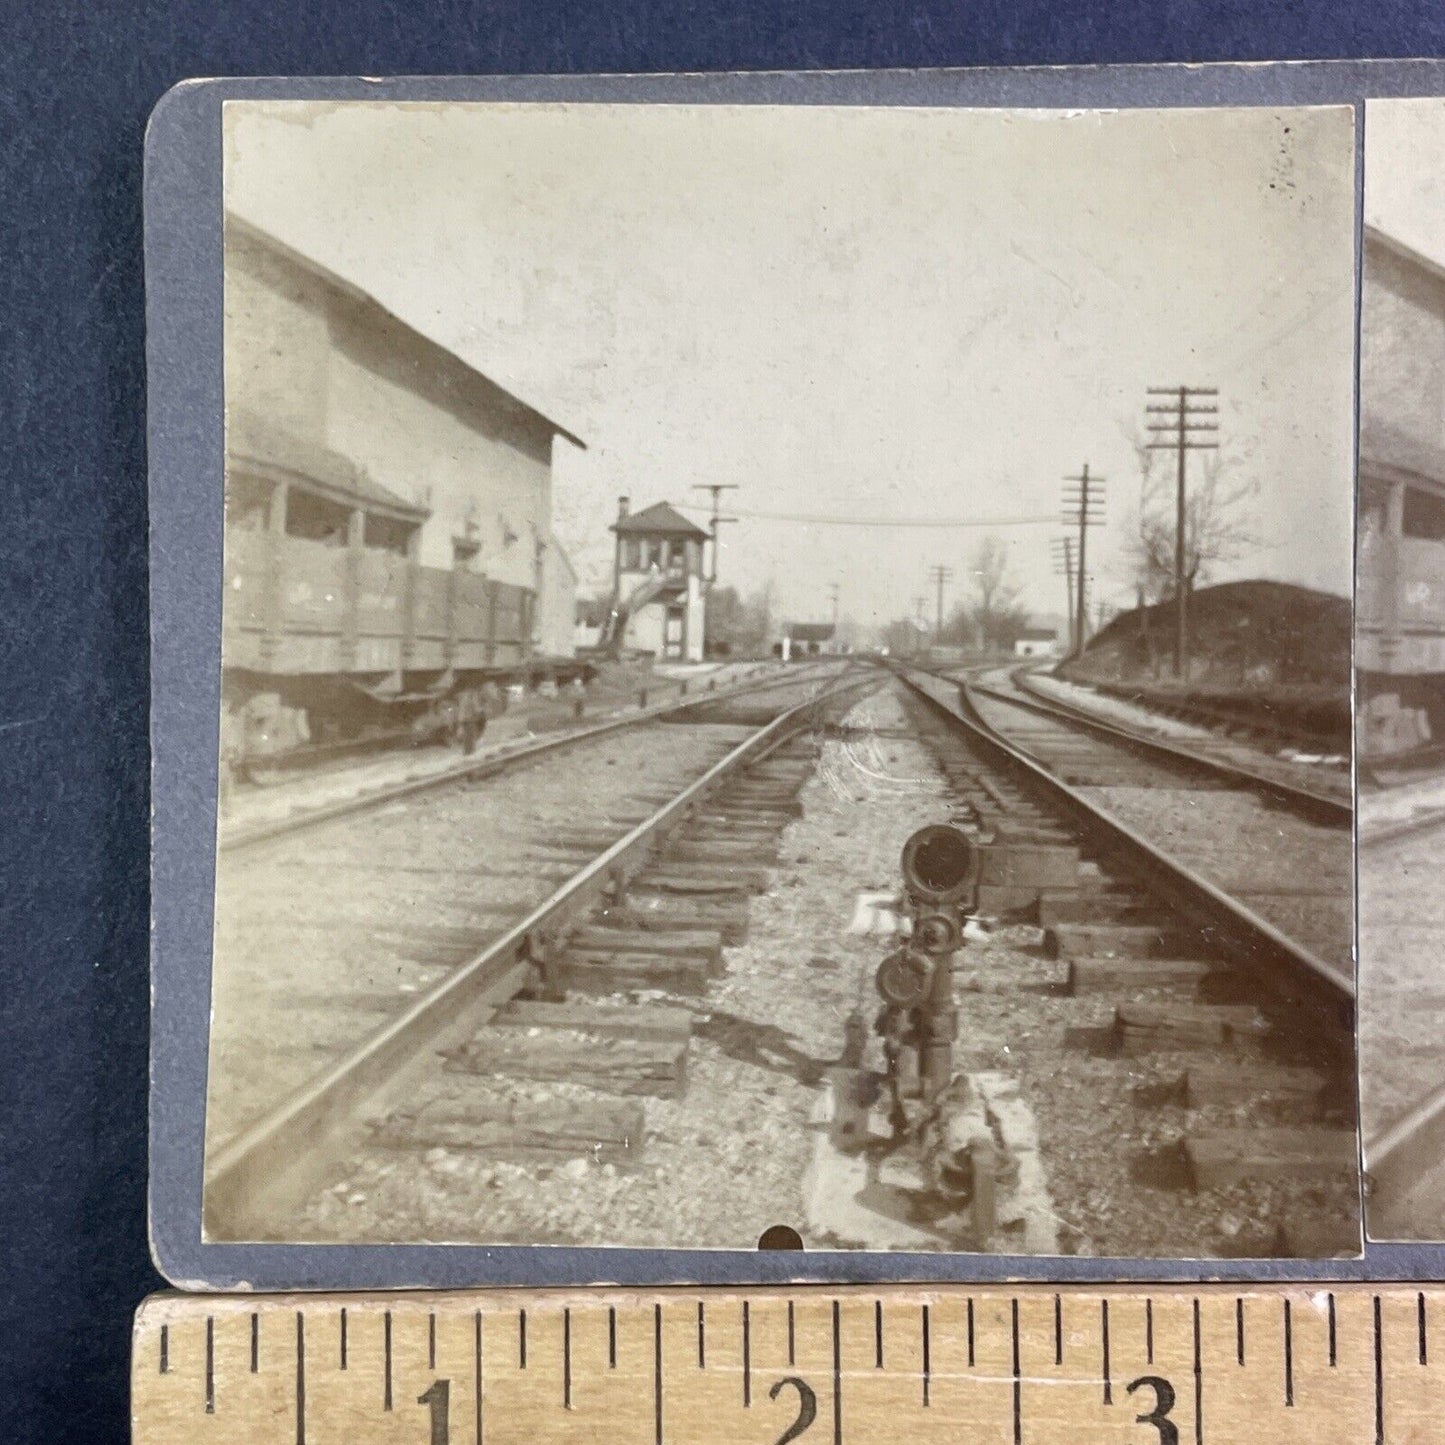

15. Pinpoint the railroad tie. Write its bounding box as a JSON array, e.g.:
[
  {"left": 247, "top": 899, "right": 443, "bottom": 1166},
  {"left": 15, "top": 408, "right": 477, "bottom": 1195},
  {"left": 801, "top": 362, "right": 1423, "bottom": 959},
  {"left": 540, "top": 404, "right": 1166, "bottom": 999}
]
[
  {"left": 639, "top": 864, "right": 772, "bottom": 895},
  {"left": 559, "top": 949, "right": 713, "bottom": 995},
  {"left": 371, "top": 1090, "right": 647, "bottom": 1163},
  {"left": 1037, "top": 891, "right": 1152, "bottom": 927},
  {"left": 1066, "top": 957, "right": 1214, "bottom": 996},
  {"left": 449, "top": 1015, "right": 689, "bottom": 1099},
  {"left": 1112, "top": 1001, "right": 1271, "bottom": 1056},
  {"left": 1172, "top": 1061, "right": 1329, "bottom": 1110},
  {"left": 1043, "top": 922, "right": 1182, "bottom": 961},
  {"left": 1183, "top": 1127, "right": 1359, "bottom": 1190},
  {"left": 596, "top": 900, "right": 750, "bottom": 947},
  {"left": 568, "top": 924, "right": 722, "bottom": 966}
]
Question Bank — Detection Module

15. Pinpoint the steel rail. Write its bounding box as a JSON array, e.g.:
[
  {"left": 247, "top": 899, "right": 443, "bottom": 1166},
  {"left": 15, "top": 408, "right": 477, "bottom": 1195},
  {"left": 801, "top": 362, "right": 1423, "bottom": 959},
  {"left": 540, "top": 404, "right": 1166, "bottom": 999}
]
[
  {"left": 1359, "top": 804, "right": 1445, "bottom": 849},
  {"left": 203, "top": 667, "right": 876, "bottom": 1240},
  {"left": 219, "top": 661, "right": 843, "bottom": 856},
  {"left": 1365, "top": 1083, "right": 1445, "bottom": 1234},
  {"left": 896, "top": 666, "right": 1354, "bottom": 1019},
  {"left": 934, "top": 663, "right": 1350, "bottom": 828}
]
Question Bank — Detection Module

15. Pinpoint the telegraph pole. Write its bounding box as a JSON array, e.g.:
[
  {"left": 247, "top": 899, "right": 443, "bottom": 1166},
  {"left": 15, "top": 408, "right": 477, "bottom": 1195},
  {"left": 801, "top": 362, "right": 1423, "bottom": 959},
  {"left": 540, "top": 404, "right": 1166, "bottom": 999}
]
[
  {"left": 1146, "top": 387, "right": 1219, "bottom": 678},
  {"left": 1061, "top": 465, "right": 1105, "bottom": 658},
  {"left": 691, "top": 484, "right": 739, "bottom": 585},
  {"left": 927, "top": 564, "right": 954, "bottom": 641},
  {"left": 827, "top": 582, "right": 841, "bottom": 628},
  {"left": 1050, "top": 535, "right": 1076, "bottom": 649}
]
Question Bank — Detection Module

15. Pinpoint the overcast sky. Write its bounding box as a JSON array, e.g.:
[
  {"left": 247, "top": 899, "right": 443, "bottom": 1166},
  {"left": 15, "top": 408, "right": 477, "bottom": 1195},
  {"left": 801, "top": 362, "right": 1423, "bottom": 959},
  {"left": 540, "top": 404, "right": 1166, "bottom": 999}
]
[
  {"left": 1366, "top": 98, "right": 1445, "bottom": 267},
  {"left": 226, "top": 101, "right": 1357, "bottom": 631}
]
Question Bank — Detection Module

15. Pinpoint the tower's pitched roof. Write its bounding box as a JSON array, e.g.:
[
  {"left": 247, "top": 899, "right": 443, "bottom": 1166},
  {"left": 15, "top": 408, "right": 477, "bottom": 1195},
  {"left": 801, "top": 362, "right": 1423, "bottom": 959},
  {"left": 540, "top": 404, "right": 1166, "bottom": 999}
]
[{"left": 612, "top": 501, "right": 711, "bottom": 540}]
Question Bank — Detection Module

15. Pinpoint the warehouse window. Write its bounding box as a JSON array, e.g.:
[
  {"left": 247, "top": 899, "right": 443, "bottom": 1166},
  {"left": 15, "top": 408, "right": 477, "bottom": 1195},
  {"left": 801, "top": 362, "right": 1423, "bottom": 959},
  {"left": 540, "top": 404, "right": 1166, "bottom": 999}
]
[
  {"left": 363, "top": 513, "right": 414, "bottom": 555},
  {"left": 285, "top": 490, "right": 351, "bottom": 546},
  {"left": 1403, "top": 485, "right": 1445, "bottom": 541}
]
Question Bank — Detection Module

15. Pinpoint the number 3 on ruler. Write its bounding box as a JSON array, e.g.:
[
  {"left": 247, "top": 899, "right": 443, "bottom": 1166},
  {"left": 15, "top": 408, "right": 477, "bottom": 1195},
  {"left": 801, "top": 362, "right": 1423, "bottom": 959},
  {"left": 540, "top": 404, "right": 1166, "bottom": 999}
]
[
  {"left": 417, "top": 1379, "right": 450, "bottom": 1444},
  {"left": 1126, "top": 1375, "right": 1178, "bottom": 1445}
]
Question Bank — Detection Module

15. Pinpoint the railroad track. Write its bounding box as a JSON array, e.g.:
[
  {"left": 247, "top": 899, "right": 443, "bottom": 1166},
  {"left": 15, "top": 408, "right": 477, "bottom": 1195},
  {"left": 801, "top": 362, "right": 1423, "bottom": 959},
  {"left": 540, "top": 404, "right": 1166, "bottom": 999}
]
[
  {"left": 1063, "top": 675, "right": 1348, "bottom": 767},
  {"left": 205, "top": 657, "right": 1360, "bottom": 1254},
  {"left": 1358, "top": 808, "right": 1445, "bottom": 1239},
  {"left": 204, "top": 664, "right": 878, "bottom": 1239},
  {"left": 887, "top": 665, "right": 1358, "bottom": 1256},
  {"left": 935, "top": 663, "right": 1350, "bottom": 827},
  {"left": 219, "top": 661, "right": 838, "bottom": 854}
]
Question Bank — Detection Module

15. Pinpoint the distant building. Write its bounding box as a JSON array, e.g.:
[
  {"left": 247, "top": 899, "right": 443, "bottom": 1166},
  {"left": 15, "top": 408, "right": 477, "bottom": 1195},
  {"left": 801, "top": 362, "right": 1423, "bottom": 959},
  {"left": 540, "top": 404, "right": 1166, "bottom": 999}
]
[
  {"left": 1013, "top": 626, "right": 1061, "bottom": 659},
  {"left": 781, "top": 621, "right": 839, "bottom": 660},
  {"left": 604, "top": 498, "right": 710, "bottom": 661}
]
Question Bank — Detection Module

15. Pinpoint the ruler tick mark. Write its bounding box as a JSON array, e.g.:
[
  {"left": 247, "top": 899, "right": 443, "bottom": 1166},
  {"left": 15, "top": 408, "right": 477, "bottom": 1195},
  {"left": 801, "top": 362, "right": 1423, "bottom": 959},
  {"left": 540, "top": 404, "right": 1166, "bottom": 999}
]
[
  {"left": 1328, "top": 1294, "right": 1336, "bottom": 1367},
  {"left": 159, "top": 1324, "right": 169, "bottom": 1375},
  {"left": 1101, "top": 1299, "right": 1112, "bottom": 1405},
  {"left": 697, "top": 1301, "right": 705, "bottom": 1369},
  {"left": 340, "top": 1308, "right": 348, "bottom": 1371},
  {"left": 564, "top": 1309, "right": 572, "bottom": 1410},
  {"left": 474, "top": 1311, "right": 483, "bottom": 1445},
  {"left": 1146, "top": 1298, "right": 1154, "bottom": 1365},
  {"left": 384, "top": 1311, "right": 393, "bottom": 1411},
  {"left": 832, "top": 1300, "right": 842, "bottom": 1445},
  {"left": 296, "top": 1312, "right": 307, "bottom": 1445},
  {"left": 1283, "top": 1300, "right": 1294, "bottom": 1407},
  {"left": 251, "top": 1312, "right": 260, "bottom": 1374},
  {"left": 520, "top": 1309, "right": 527, "bottom": 1370},
  {"left": 874, "top": 1299, "right": 883, "bottom": 1369},
  {"left": 1236, "top": 1298, "right": 1245, "bottom": 1366},
  {"left": 206, "top": 1317, "right": 215, "bottom": 1415},
  {"left": 743, "top": 1301, "right": 751, "bottom": 1407},
  {"left": 608, "top": 1307, "right": 617, "bottom": 1370},
  {"left": 1012, "top": 1299, "right": 1022, "bottom": 1445},
  {"left": 429, "top": 1311, "right": 437, "bottom": 1371},
  {"left": 1420, "top": 1292, "right": 1429, "bottom": 1366},
  {"left": 788, "top": 1300, "right": 796, "bottom": 1367},
  {"left": 654, "top": 1304, "right": 664, "bottom": 1445},
  {"left": 1375, "top": 1295, "right": 1384, "bottom": 1445},
  {"left": 1192, "top": 1298, "right": 1203, "bottom": 1445},
  {"left": 1054, "top": 1294, "right": 1062, "bottom": 1366},
  {"left": 921, "top": 1304, "right": 930, "bottom": 1407},
  {"left": 967, "top": 1297, "right": 975, "bottom": 1367}
]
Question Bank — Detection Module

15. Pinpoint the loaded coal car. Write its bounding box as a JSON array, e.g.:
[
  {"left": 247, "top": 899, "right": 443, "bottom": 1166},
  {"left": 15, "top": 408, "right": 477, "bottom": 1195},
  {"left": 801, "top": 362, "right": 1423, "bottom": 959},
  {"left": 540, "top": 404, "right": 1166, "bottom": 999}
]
[
  {"left": 220, "top": 215, "right": 587, "bottom": 782},
  {"left": 1358, "top": 227, "right": 1445, "bottom": 761}
]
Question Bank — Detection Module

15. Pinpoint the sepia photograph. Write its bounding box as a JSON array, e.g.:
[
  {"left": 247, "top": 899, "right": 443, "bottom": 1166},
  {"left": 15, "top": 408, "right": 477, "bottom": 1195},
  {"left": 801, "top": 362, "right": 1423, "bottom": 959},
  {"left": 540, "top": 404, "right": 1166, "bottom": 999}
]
[
  {"left": 202, "top": 100, "right": 1358, "bottom": 1256},
  {"left": 1357, "top": 98, "right": 1445, "bottom": 1241}
]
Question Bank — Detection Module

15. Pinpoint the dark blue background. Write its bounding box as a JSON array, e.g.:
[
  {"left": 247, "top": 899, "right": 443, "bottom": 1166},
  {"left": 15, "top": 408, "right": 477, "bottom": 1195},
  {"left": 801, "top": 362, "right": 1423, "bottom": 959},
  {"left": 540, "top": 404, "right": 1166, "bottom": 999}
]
[{"left": 4, "top": 4, "right": 1444, "bottom": 1441}]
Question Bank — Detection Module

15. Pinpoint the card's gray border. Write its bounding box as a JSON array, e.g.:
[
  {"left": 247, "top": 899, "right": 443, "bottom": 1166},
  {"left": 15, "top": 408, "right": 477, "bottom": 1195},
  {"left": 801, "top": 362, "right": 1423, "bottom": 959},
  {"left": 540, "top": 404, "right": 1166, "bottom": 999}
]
[{"left": 148, "top": 60, "right": 1440, "bottom": 1292}]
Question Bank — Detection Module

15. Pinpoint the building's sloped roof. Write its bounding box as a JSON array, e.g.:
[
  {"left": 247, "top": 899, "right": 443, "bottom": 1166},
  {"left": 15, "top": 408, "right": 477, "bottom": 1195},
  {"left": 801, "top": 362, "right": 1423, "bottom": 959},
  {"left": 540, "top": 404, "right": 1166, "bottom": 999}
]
[
  {"left": 786, "top": 622, "right": 835, "bottom": 643},
  {"left": 1360, "top": 415, "right": 1445, "bottom": 494},
  {"left": 227, "top": 408, "right": 430, "bottom": 522},
  {"left": 227, "top": 213, "right": 586, "bottom": 449},
  {"left": 613, "top": 501, "right": 711, "bottom": 540}
]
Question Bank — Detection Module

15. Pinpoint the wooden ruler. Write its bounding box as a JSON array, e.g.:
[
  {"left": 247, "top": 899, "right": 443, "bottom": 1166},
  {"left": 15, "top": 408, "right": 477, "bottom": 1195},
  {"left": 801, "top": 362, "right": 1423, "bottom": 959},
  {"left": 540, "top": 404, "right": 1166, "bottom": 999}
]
[{"left": 133, "top": 1285, "right": 1438, "bottom": 1443}]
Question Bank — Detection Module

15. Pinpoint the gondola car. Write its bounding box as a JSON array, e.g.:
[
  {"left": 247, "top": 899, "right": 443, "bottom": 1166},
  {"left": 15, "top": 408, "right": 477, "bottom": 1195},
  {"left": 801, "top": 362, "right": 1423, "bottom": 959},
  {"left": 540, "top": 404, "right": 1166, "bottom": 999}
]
[{"left": 1358, "top": 227, "right": 1445, "bottom": 760}]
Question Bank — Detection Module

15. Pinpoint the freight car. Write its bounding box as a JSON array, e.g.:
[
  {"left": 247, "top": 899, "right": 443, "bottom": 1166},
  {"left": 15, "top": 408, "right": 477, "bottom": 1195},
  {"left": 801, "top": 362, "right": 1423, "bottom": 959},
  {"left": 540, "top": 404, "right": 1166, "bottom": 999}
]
[
  {"left": 1357, "top": 227, "right": 1445, "bottom": 762},
  {"left": 1357, "top": 422, "right": 1445, "bottom": 759},
  {"left": 219, "top": 216, "right": 591, "bottom": 782},
  {"left": 221, "top": 425, "right": 589, "bottom": 781}
]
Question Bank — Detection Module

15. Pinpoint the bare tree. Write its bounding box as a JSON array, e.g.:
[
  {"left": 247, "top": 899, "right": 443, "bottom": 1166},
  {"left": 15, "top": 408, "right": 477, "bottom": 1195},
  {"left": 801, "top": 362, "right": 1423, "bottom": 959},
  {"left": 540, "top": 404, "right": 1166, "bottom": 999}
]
[
  {"left": 969, "top": 535, "right": 1030, "bottom": 653},
  {"left": 1127, "top": 427, "right": 1257, "bottom": 603}
]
